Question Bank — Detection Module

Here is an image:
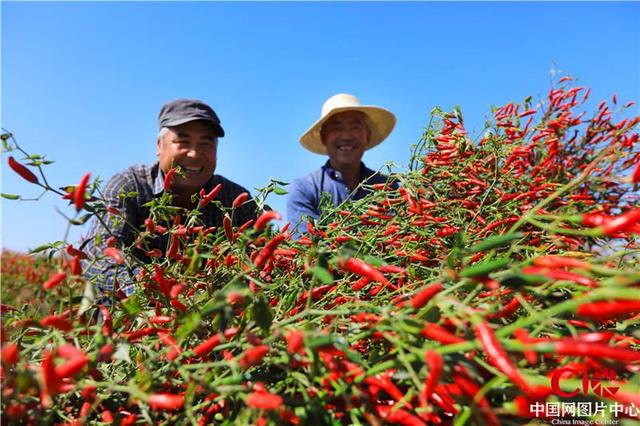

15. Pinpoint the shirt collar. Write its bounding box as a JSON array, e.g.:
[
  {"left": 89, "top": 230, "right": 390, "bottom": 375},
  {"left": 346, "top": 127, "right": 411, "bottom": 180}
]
[{"left": 322, "top": 160, "right": 374, "bottom": 181}]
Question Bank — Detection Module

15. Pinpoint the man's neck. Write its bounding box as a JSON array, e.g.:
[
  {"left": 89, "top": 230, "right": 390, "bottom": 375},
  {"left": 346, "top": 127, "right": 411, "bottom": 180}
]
[{"left": 330, "top": 161, "right": 362, "bottom": 191}]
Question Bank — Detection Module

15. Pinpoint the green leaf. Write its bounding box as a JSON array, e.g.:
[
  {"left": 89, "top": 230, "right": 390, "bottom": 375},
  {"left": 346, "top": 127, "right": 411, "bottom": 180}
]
[
  {"left": 460, "top": 256, "right": 511, "bottom": 278},
  {"left": 361, "top": 255, "right": 384, "bottom": 267},
  {"left": 30, "top": 243, "right": 55, "bottom": 254},
  {"left": 1, "top": 193, "right": 20, "bottom": 200},
  {"left": 273, "top": 186, "right": 288, "bottom": 195},
  {"left": 468, "top": 232, "right": 524, "bottom": 253},
  {"left": 70, "top": 213, "right": 93, "bottom": 225},
  {"left": 252, "top": 295, "right": 273, "bottom": 332},
  {"left": 78, "top": 281, "right": 96, "bottom": 316},
  {"left": 175, "top": 312, "right": 201, "bottom": 342},
  {"left": 113, "top": 343, "right": 132, "bottom": 364},
  {"left": 309, "top": 266, "right": 333, "bottom": 285},
  {"left": 121, "top": 296, "right": 143, "bottom": 316},
  {"left": 201, "top": 299, "right": 225, "bottom": 316},
  {"left": 306, "top": 334, "right": 336, "bottom": 349}
]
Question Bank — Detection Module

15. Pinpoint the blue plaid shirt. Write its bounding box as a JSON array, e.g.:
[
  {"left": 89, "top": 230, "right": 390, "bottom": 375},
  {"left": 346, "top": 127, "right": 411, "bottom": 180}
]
[
  {"left": 286, "top": 161, "right": 393, "bottom": 237},
  {"left": 82, "top": 163, "right": 257, "bottom": 297}
]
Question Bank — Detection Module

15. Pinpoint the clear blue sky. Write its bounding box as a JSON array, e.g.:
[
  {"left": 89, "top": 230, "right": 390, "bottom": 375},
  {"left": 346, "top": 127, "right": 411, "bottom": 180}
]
[{"left": 2, "top": 1, "right": 639, "bottom": 252}]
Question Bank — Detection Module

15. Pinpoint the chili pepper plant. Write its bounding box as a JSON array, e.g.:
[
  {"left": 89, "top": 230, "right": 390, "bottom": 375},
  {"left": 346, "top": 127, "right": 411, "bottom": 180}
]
[{"left": 1, "top": 77, "right": 639, "bottom": 425}]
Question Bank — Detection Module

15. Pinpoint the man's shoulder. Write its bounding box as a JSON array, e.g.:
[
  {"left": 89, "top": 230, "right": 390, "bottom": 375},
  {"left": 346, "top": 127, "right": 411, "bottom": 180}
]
[
  {"left": 114, "top": 164, "right": 155, "bottom": 178},
  {"left": 102, "top": 164, "right": 157, "bottom": 194},
  {"left": 291, "top": 166, "right": 324, "bottom": 188}
]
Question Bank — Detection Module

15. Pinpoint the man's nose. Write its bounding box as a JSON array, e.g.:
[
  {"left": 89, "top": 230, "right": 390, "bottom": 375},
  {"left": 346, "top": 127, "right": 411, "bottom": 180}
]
[{"left": 185, "top": 144, "right": 200, "bottom": 157}]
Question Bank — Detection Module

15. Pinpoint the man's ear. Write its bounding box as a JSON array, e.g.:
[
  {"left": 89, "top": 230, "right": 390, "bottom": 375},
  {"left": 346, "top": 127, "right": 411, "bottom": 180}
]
[
  {"left": 156, "top": 138, "right": 162, "bottom": 156},
  {"left": 366, "top": 126, "right": 373, "bottom": 146}
]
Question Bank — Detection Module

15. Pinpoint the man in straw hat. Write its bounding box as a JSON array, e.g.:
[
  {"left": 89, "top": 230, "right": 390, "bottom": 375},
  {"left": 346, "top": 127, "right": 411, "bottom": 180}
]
[{"left": 287, "top": 93, "right": 396, "bottom": 236}]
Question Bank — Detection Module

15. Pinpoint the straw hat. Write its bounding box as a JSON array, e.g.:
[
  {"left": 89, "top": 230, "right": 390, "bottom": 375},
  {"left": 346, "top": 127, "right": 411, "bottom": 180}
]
[{"left": 300, "top": 93, "right": 396, "bottom": 155}]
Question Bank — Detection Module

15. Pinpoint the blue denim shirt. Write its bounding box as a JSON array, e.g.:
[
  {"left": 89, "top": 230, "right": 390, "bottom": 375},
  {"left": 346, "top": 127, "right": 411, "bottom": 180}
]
[{"left": 286, "top": 161, "right": 392, "bottom": 236}]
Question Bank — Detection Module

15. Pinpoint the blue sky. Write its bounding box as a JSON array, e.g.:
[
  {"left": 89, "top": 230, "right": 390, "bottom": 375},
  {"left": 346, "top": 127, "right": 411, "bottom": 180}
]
[{"left": 2, "top": 1, "right": 639, "bottom": 252}]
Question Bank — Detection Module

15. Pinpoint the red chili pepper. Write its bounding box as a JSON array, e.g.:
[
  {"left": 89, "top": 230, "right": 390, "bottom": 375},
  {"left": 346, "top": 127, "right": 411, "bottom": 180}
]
[
  {"left": 223, "top": 215, "right": 234, "bottom": 242},
  {"left": 474, "top": 321, "right": 532, "bottom": 394},
  {"left": 43, "top": 271, "right": 67, "bottom": 290},
  {"left": 158, "top": 332, "right": 181, "bottom": 361},
  {"left": 66, "top": 244, "right": 87, "bottom": 259},
  {"left": 338, "top": 258, "right": 389, "bottom": 287},
  {"left": 41, "top": 350, "right": 61, "bottom": 398},
  {"left": 98, "top": 305, "right": 112, "bottom": 336},
  {"left": 254, "top": 233, "right": 287, "bottom": 269},
  {"left": 125, "top": 327, "right": 158, "bottom": 342},
  {"left": 193, "top": 334, "right": 223, "bottom": 357},
  {"left": 421, "top": 324, "right": 465, "bottom": 345},
  {"left": 198, "top": 183, "right": 222, "bottom": 208},
  {"left": 364, "top": 374, "right": 411, "bottom": 408},
  {"left": 576, "top": 300, "right": 640, "bottom": 321},
  {"left": 232, "top": 192, "right": 249, "bottom": 209},
  {"left": 633, "top": 160, "right": 640, "bottom": 183},
  {"left": 532, "top": 255, "right": 591, "bottom": 270},
  {"left": 40, "top": 314, "right": 72, "bottom": 332},
  {"left": 285, "top": 329, "right": 305, "bottom": 355},
  {"left": 513, "top": 328, "right": 538, "bottom": 365},
  {"left": 410, "top": 283, "right": 443, "bottom": 309},
  {"left": 254, "top": 211, "right": 282, "bottom": 231},
  {"left": 146, "top": 248, "right": 162, "bottom": 258},
  {"left": 436, "top": 225, "right": 459, "bottom": 238},
  {"left": 163, "top": 167, "right": 177, "bottom": 192},
  {"left": 8, "top": 156, "right": 39, "bottom": 184},
  {"left": 452, "top": 374, "right": 499, "bottom": 426},
  {"left": 55, "top": 352, "right": 88, "bottom": 378},
  {"left": 74, "top": 173, "right": 91, "bottom": 211},
  {"left": 121, "top": 413, "right": 138, "bottom": 426},
  {"left": 487, "top": 297, "right": 521, "bottom": 320},
  {"left": 598, "top": 207, "right": 640, "bottom": 236},
  {"left": 375, "top": 404, "right": 427, "bottom": 426},
  {"left": 69, "top": 255, "right": 82, "bottom": 275},
  {"left": 97, "top": 343, "right": 115, "bottom": 362},
  {"left": 166, "top": 234, "right": 180, "bottom": 260},
  {"left": 246, "top": 392, "right": 283, "bottom": 410},
  {"left": 518, "top": 109, "right": 537, "bottom": 118},
  {"left": 239, "top": 345, "right": 269, "bottom": 369},
  {"left": 148, "top": 393, "right": 184, "bottom": 410},
  {"left": 1, "top": 343, "right": 19, "bottom": 366},
  {"left": 103, "top": 247, "right": 125, "bottom": 265},
  {"left": 144, "top": 218, "right": 156, "bottom": 233},
  {"left": 170, "top": 299, "right": 187, "bottom": 312},
  {"left": 553, "top": 340, "right": 640, "bottom": 362},
  {"left": 523, "top": 267, "right": 598, "bottom": 288},
  {"left": 423, "top": 350, "right": 443, "bottom": 402}
]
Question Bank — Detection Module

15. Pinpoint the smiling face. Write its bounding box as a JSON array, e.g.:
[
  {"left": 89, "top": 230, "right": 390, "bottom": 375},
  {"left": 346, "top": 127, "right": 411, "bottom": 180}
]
[
  {"left": 157, "top": 120, "right": 218, "bottom": 197},
  {"left": 321, "top": 110, "right": 371, "bottom": 172}
]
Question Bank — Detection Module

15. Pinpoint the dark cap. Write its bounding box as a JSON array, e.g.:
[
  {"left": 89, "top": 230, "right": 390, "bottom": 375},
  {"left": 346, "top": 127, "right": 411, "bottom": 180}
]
[{"left": 158, "top": 99, "right": 225, "bottom": 137}]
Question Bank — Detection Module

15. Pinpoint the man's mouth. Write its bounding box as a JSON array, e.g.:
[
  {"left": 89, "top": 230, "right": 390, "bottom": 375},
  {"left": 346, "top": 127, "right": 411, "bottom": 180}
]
[
  {"left": 181, "top": 166, "right": 204, "bottom": 175},
  {"left": 337, "top": 145, "right": 355, "bottom": 152}
]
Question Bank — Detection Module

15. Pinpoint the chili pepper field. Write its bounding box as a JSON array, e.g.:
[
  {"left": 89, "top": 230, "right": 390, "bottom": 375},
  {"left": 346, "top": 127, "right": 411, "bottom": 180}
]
[{"left": 1, "top": 79, "right": 640, "bottom": 425}]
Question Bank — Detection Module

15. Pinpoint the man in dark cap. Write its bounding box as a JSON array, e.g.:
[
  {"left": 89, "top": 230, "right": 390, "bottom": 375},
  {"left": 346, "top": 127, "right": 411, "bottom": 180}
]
[{"left": 83, "top": 99, "right": 257, "bottom": 297}]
